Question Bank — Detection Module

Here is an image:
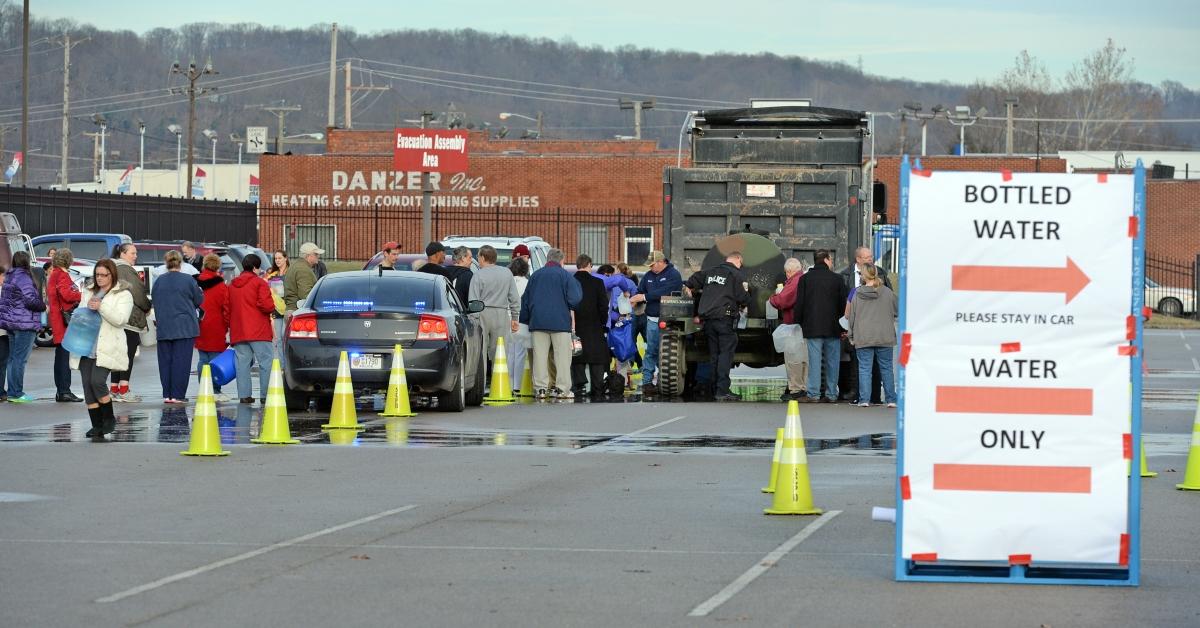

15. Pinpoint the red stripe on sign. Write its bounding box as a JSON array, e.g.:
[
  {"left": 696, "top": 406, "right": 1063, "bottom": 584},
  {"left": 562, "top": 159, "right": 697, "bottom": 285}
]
[
  {"left": 933, "top": 463, "right": 1092, "bottom": 494},
  {"left": 1118, "top": 345, "right": 1138, "bottom": 357},
  {"left": 1000, "top": 342, "right": 1021, "bottom": 353},
  {"left": 936, "top": 386, "right": 1093, "bottom": 415},
  {"left": 1119, "top": 534, "right": 1130, "bottom": 566},
  {"left": 1001, "top": 169, "right": 1013, "bottom": 182},
  {"left": 1098, "top": 173, "right": 1109, "bottom": 183},
  {"left": 900, "top": 475, "right": 912, "bottom": 500},
  {"left": 899, "top": 333, "right": 912, "bottom": 366},
  {"left": 1123, "top": 433, "right": 1132, "bottom": 460},
  {"left": 1128, "top": 216, "right": 1139, "bottom": 237},
  {"left": 1126, "top": 315, "right": 1136, "bottom": 341},
  {"left": 912, "top": 167, "right": 932, "bottom": 177},
  {"left": 1008, "top": 554, "right": 1032, "bottom": 566},
  {"left": 911, "top": 553, "right": 938, "bottom": 562}
]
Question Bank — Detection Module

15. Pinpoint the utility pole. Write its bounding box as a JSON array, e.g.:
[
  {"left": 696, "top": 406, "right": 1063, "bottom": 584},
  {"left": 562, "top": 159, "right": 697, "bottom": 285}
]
[
  {"left": 83, "top": 131, "right": 100, "bottom": 181},
  {"left": 327, "top": 22, "right": 337, "bottom": 129},
  {"left": 263, "top": 104, "right": 302, "bottom": 153},
  {"left": 420, "top": 110, "right": 434, "bottom": 245},
  {"left": 20, "top": 0, "right": 28, "bottom": 185},
  {"left": 57, "top": 35, "right": 87, "bottom": 187},
  {"left": 170, "top": 59, "right": 218, "bottom": 198},
  {"left": 618, "top": 98, "right": 655, "bottom": 140},
  {"left": 344, "top": 62, "right": 387, "bottom": 130},
  {"left": 1004, "top": 97, "right": 1019, "bottom": 156}
]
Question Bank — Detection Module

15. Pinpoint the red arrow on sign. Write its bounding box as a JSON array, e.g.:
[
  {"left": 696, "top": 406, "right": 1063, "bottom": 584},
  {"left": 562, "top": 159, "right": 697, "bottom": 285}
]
[{"left": 951, "top": 257, "right": 1090, "bottom": 303}]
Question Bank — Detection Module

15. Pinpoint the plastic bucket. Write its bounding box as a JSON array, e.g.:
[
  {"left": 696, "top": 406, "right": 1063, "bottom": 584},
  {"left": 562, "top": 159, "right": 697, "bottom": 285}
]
[{"left": 209, "top": 348, "right": 237, "bottom": 386}]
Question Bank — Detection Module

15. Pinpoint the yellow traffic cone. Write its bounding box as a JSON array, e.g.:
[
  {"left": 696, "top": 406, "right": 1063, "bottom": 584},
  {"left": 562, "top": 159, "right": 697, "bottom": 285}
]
[
  {"left": 483, "top": 337, "right": 515, "bottom": 405},
  {"left": 385, "top": 418, "right": 410, "bottom": 446},
  {"left": 380, "top": 344, "right": 417, "bottom": 417},
  {"left": 762, "top": 427, "right": 784, "bottom": 493},
  {"left": 1138, "top": 441, "right": 1157, "bottom": 478},
  {"left": 322, "top": 351, "right": 362, "bottom": 430},
  {"left": 765, "top": 400, "right": 822, "bottom": 515},
  {"left": 517, "top": 350, "right": 535, "bottom": 398},
  {"left": 1177, "top": 393, "right": 1200, "bottom": 491},
  {"left": 252, "top": 359, "right": 299, "bottom": 444},
  {"left": 181, "top": 365, "right": 230, "bottom": 457}
]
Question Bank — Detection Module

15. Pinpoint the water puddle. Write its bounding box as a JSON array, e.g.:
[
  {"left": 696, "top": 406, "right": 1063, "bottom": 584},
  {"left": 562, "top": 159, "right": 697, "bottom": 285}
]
[{"left": 0, "top": 406, "right": 897, "bottom": 455}]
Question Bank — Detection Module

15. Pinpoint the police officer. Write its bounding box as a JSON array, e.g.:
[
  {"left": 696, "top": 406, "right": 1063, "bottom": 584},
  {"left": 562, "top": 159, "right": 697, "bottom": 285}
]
[{"left": 685, "top": 252, "right": 749, "bottom": 402}]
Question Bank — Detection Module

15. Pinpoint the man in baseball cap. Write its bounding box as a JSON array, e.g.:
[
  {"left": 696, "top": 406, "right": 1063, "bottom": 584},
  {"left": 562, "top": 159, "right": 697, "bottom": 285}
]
[
  {"left": 419, "top": 241, "right": 448, "bottom": 277},
  {"left": 284, "top": 242, "right": 324, "bottom": 311},
  {"left": 379, "top": 241, "right": 400, "bottom": 270}
]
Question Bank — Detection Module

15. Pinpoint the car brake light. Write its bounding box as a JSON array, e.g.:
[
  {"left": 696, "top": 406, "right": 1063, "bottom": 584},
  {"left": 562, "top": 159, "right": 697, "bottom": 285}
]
[
  {"left": 288, "top": 313, "right": 318, "bottom": 339},
  {"left": 418, "top": 314, "right": 449, "bottom": 341}
]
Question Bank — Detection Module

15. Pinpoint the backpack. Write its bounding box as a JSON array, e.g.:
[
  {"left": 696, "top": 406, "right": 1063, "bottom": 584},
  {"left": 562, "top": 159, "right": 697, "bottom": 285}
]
[{"left": 603, "top": 371, "right": 627, "bottom": 396}]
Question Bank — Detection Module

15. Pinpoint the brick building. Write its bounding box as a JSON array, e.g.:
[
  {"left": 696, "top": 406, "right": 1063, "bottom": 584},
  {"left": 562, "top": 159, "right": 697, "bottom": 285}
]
[{"left": 259, "top": 130, "right": 1198, "bottom": 270}]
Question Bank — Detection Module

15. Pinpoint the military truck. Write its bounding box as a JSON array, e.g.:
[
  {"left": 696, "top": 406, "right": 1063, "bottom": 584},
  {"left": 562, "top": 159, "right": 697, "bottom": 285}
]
[{"left": 656, "top": 106, "right": 872, "bottom": 397}]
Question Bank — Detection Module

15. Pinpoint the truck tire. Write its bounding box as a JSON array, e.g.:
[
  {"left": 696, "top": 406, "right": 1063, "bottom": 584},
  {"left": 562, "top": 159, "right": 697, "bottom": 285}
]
[{"left": 658, "top": 332, "right": 687, "bottom": 398}]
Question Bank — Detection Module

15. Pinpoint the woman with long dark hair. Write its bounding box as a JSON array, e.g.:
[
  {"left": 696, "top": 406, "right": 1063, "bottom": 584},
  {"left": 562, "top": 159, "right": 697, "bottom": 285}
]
[
  {"left": 74, "top": 259, "right": 134, "bottom": 438},
  {"left": 0, "top": 252, "right": 46, "bottom": 403}
]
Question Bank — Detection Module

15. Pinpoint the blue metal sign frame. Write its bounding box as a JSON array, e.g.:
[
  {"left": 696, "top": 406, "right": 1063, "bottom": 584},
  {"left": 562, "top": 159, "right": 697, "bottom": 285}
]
[{"left": 894, "top": 156, "right": 1144, "bottom": 586}]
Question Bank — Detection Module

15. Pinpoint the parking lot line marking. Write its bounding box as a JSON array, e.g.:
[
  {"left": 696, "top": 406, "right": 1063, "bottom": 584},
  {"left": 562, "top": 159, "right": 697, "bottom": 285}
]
[
  {"left": 1186, "top": 343, "right": 1193, "bottom": 351},
  {"left": 569, "top": 415, "right": 687, "bottom": 453},
  {"left": 94, "top": 504, "right": 417, "bottom": 604},
  {"left": 687, "top": 510, "right": 841, "bottom": 617},
  {"left": 1193, "top": 357, "right": 1200, "bottom": 371}
]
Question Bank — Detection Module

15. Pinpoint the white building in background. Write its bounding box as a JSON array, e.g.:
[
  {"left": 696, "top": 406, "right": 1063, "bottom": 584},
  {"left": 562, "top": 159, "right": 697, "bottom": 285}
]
[
  {"left": 64, "top": 163, "right": 261, "bottom": 203},
  {"left": 1058, "top": 151, "right": 1200, "bottom": 179}
]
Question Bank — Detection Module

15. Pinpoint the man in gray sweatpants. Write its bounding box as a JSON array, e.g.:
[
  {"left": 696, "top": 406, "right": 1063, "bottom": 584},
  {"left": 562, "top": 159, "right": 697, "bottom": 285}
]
[{"left": 468, "top": 245, "right": 520, "bottom": 370}]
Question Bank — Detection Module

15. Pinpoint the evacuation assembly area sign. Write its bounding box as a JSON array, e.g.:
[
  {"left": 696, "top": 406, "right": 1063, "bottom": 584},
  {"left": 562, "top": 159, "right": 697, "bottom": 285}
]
[
  {"left": 393, "top": 128, "right": 469, "bottom": 173},
  {"left": 900, "top": 170, "right": 1136, "bottom": 567}
]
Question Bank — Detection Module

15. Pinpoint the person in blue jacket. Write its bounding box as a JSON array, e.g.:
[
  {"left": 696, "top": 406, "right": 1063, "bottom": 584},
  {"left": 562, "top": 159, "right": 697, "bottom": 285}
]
[
  {"left": 593, "top": 264, "right": 638, "bottom": 327},
  {"left": 629, "top": 250, "right": 682, "bottom": 395},
  {"left": 519, "top": 248, "right": 582, "bottom": 399},
  {"left": 151, "top": 251, "right": 205, "bottom": 403}
]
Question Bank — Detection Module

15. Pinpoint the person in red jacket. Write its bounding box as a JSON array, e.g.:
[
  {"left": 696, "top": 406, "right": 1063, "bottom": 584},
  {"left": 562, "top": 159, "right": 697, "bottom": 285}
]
[
  {"left": 228, "top": 253, "right": 277, "bottom": 404},
  {"left": 195, "top": 254, "right": 231, "bottom": 402},
  {"left": 768, "top": 257, "right": 808, "bottom": 400},
  {"left": 47, "top": 249, "right": 83, "bottom": 402}
]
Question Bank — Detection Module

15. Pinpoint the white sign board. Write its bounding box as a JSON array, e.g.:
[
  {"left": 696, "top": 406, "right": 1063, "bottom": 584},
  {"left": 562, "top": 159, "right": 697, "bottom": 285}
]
[
  {"left": 246, "top": 126, "right": 269, "bottom": 154},
  {"left": 901, "top": 171, "right": 1134, "bottom": 565}
]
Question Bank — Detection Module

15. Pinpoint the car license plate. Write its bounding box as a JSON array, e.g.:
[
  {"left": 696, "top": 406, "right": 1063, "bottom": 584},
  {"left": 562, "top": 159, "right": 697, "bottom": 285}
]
[{"left": 351, "top": 354, "right": 383, "bottom": 370}]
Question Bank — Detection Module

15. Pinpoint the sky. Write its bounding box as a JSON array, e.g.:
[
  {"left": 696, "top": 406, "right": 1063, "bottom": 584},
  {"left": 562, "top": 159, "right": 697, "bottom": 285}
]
[{"left": 30, "top": 0, "right": 1200, "bottom": 89}]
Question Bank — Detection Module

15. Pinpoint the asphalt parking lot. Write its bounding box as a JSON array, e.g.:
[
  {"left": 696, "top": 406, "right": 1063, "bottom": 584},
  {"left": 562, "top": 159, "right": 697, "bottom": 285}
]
[{"left": 1, "top": 330, "right": 1197, "bottom": 627}]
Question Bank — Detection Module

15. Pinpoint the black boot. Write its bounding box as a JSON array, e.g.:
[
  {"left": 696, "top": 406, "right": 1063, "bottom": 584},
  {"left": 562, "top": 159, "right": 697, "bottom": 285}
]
[
  {"left": 100, "top": 402, "right": 116, "bottom": 436},
  {"left": 85, "top": 407, "right": 101, "bottom": 438}
]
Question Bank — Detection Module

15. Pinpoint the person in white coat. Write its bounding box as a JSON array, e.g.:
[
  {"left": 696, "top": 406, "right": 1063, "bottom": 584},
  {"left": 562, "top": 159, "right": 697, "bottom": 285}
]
[{"left": 72, "top": 258, "right": 134, "bottom": 440}]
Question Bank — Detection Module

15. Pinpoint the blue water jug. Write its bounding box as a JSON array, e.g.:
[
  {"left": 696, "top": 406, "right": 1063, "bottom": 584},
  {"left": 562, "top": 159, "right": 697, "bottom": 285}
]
[
  {"left": 209, "top": 348, "right": 238, "bottom": 387},
  {"left": 62, "top": 307, "right": 101, "bottom": 356}
]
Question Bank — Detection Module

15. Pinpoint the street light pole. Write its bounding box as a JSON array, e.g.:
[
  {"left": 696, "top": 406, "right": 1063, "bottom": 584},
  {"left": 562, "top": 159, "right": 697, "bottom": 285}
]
[
  {"left": 138, "top": 121, "right": 145, "bottom": 193},
  {"left": 168, "top": 124, "right": 182, "bottom": 196}
]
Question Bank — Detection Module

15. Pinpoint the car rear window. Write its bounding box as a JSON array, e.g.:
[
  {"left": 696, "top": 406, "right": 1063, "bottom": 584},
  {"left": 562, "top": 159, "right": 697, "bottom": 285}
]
[
  {"left": 67, "top": 241, "right": 114, "bottom": 261},
  {"left": 311, "top": 276, "right": 438, "bottom": 312}
]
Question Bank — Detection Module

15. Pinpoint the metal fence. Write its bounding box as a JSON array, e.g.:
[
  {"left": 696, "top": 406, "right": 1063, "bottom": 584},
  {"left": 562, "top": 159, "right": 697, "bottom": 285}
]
[
  {"left": 0, "top": 186, "right": 258, "bottom": 244},
  {"left": 1146, "top": 254, "right": 1199, "bottom": 319},
  {"left": 257, "top": 205, "right": 663, "bottom": 264}
]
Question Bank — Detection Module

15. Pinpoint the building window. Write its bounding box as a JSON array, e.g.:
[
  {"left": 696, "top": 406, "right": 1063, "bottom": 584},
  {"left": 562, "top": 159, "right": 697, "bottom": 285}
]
[
  {"left": 578, "top": 224, "right": 609, "bottom": 264},
  {"left": 284, "top": 224, "right": 337, "bottom": 259},
  {"left": 624, "top": 226, "right": 653, "bottom": 265}
]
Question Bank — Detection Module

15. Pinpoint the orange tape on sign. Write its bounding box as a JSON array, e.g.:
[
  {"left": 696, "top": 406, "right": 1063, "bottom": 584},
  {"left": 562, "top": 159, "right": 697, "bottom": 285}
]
[
  {"left": 1119, "top": 534, "right": 1130, "bottom": 566},
  {"left": 1118, "top": 345, "right": 1138, "bottom": 357},
  {"left": 1008, "top": 554, "right": 1032, "bottom": 566},
  {"left": 1001, "top": 170, "right": 1013, "bottom": 182},
  {"left": 911, "top": 553, "right": 938, "bottom": 562},
  {"left": 900, "top": 475, "right": 912, "bottom": 500},
  {"left": 899, "top": 333, "right": 912, "bottom": 366},
  {"left": 912, "top": 167, "right": 932, "bottom": 178},
  {"left": 1098, "top": 173, "right": 1109, "bottom": 183},
  {"left": 1123, "top": 433, "right": 1132, "bottom": 460},
  {"left": 1000, "top": 342, "right": 1021, "bottom": 353},
  {"left": 1126, "top": 316, "right": 1136, "bottom": 341},
  {"left": 1128, "top": 216, "right": 1139, "bottom": 237},
  {"left": 1142, "top": 306, "right": 1153, "bottom": 320}
]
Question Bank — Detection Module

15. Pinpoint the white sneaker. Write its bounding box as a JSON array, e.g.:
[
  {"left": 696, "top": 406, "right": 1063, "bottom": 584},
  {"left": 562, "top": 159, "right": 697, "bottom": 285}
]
[
  {"left": 111, "top": 392, "right": 126, "bottom": 403},
  {"left": 214, "top": 393, "right": 233, "bottom": 403},
  {"left": 122, "top": 393, "right": 142, "bottom": 403}
]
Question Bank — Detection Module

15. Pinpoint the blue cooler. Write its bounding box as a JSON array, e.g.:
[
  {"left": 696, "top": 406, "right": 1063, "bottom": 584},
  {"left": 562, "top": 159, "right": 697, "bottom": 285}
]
[{"left": 209, "top": 348, "right": 237, "bottom": 386}]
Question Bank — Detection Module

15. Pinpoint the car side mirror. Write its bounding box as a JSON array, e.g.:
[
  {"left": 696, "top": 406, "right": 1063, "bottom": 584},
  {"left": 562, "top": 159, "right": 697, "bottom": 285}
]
[{"left": 467, "top": 299, "right": 485, "bottom": 314}]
